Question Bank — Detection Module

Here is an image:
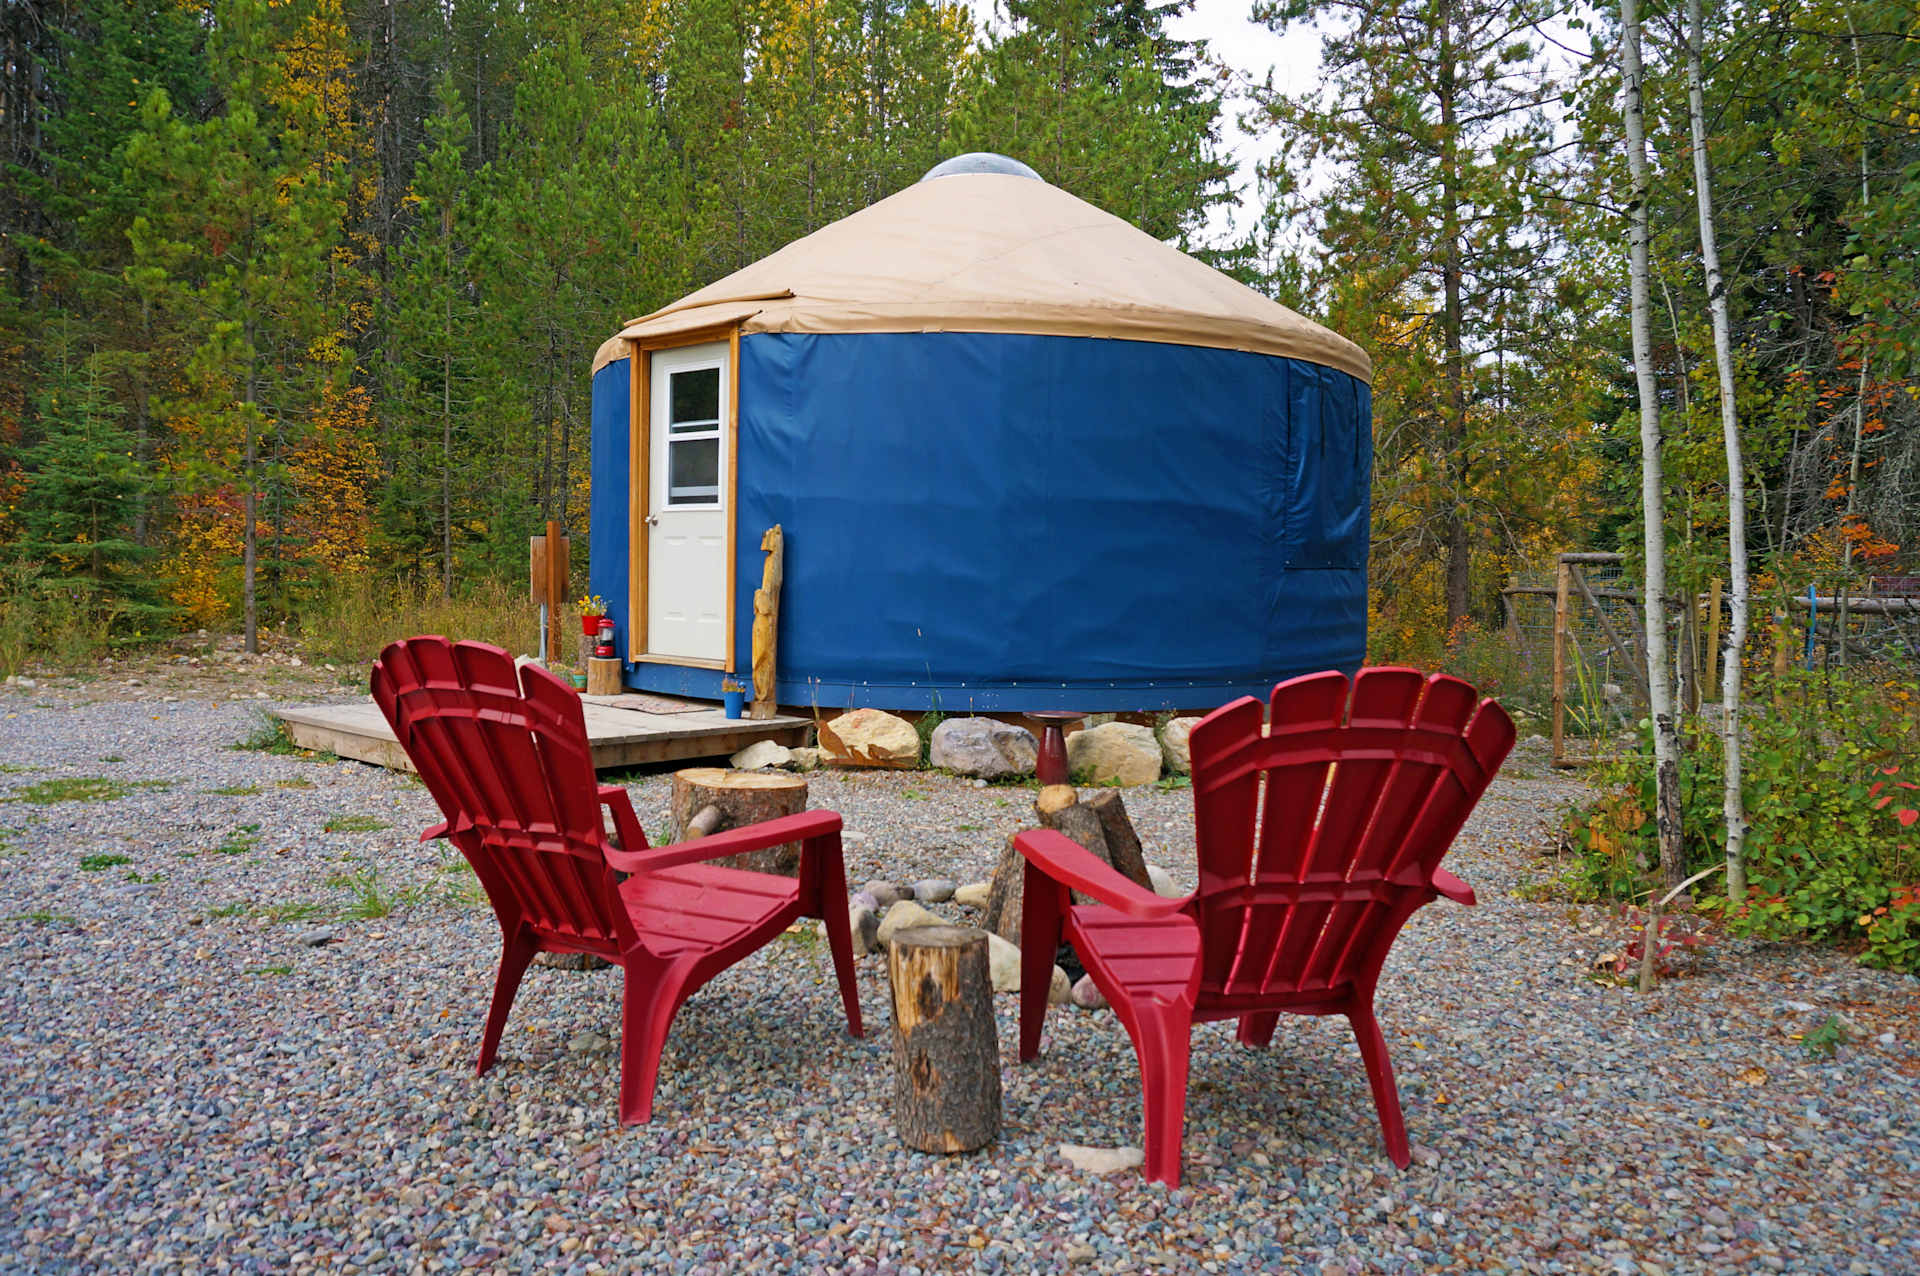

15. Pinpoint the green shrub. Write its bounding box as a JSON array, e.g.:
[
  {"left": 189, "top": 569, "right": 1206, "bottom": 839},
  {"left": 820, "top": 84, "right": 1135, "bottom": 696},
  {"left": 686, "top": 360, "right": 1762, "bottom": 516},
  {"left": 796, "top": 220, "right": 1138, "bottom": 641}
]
[
  {"left": 1562, "top": 667, "right": 1920, "bottom": 973},
  {"left": 0, "top": 561, "right": 118, "bottom": 675}
]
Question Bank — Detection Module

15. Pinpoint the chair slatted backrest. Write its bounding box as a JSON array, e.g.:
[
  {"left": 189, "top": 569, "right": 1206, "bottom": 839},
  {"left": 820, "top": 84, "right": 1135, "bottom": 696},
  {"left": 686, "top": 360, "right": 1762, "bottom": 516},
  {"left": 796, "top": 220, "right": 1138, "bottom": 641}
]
[
  {"left": 1187, "top": 668, "right": 1514, "bottom": 1003},
  {"left": 372, "top": 636, "right": 636, "bottom": 952}
]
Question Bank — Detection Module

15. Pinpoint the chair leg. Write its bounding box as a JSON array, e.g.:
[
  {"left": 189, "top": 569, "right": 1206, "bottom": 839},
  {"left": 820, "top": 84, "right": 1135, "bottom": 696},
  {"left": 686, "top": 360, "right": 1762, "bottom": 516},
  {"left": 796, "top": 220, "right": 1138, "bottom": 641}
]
[
  {"left": 800, "top": 830, "right": 863, "bottom": 1038},
  {"left": 1018, "top": 863, "right": 1067, "bottom": 1061},
  {"left": 617, "top": 957, "right": 691, "bottom": 1125},
  {"left": 1235, "top": 1011, "right": 1280, "bottom": 1047},
  {"left": 819, "top": 887, "right": 864, "bottom": 1038},
  {"left": 1348, "top": 1002, "right": 1411, "bottom": 1168},
  {"left": 1127, "top": 1000, "right": 1194, "bottom": 1187},
  {"left": 477, "top": 928, "right": 538, "bottom": 1075}
]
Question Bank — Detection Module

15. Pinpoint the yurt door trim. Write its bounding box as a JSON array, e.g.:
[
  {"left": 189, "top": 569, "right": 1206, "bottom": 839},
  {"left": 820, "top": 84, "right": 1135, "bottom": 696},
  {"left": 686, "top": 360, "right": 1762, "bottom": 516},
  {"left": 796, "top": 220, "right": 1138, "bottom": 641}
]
[{"left": 626, "top": 326, "right": 741, "bottom": 672}]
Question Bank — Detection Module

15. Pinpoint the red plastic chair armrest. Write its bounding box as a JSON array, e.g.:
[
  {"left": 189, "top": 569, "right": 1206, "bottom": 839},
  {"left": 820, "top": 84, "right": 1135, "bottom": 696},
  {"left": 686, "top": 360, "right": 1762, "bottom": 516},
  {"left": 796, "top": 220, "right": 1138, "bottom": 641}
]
[
  {"left": 1014, "top": 828, "right": 1189, "bottom": 919},
  {"left": 1432, "top": 867, "right": 1476, "bottom": 906},
  {"left": 597, "top": 784, "right": 649, "bottom": 853},
  {"left": 605, "top": 808, "right": 844, "bottom": 875}
]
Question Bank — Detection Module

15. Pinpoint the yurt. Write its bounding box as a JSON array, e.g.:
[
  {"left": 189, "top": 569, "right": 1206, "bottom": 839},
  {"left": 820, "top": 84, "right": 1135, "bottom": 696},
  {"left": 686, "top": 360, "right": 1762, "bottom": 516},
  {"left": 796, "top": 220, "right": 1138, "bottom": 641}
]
[{"left": 587, "top": 154, "right": 1371, "bottom": 712}]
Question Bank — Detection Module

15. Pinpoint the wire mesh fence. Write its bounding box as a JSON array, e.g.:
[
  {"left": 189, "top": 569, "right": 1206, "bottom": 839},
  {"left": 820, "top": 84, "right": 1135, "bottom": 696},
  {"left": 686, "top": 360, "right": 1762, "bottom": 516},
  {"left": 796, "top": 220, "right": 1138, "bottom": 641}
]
[
  {"left": 1500, "top": 559, "right": 1649, "bottom": 737},
  {"left": 1498, "top": 559, "right": 1920, "bottom": 752}
]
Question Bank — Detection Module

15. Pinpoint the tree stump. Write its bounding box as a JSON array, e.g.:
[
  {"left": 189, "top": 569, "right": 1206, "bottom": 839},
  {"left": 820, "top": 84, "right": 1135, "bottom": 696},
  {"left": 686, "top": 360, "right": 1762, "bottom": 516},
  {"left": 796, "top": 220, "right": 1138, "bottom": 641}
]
[
  {"left": 669, "top": 768, "right": 808, "bottom": 875},
  {"left": 887, "top": 925, "right": 1001, "bottom": 1153}
]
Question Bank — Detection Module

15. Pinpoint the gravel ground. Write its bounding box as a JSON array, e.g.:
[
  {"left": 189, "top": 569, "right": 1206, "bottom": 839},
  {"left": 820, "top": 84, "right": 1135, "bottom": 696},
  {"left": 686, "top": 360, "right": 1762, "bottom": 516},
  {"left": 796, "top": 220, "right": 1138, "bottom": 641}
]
[{"left": 2, "top": 682, "right": 1916, "bottom": 1275}]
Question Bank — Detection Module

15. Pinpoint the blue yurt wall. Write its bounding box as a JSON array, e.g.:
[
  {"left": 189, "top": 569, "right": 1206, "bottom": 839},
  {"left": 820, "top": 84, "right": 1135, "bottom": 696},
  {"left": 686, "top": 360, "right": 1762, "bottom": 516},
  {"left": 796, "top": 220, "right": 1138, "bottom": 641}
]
[{"left": 587, "top": 160, "right": 1373, "bottom": 712}]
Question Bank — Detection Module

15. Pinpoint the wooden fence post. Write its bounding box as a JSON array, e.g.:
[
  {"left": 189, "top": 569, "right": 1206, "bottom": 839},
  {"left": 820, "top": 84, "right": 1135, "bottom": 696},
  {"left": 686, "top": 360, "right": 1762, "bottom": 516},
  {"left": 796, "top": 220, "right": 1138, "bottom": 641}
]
[
  {"left": 1552, "top": 560, "right": 1571, "bottom": 768},
  {"left": 545, "top": 519, "right": 566, "bottom": 667}
]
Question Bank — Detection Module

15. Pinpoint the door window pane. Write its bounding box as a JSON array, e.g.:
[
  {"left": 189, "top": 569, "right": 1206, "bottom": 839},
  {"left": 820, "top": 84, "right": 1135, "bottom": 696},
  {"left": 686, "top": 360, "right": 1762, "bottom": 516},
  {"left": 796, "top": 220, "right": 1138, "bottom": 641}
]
[
  {"left": 670, "top": 367, "right": 720, "bottom": 430},
  {"left": 667, "top": 437, "right": 719, "bottom": 504}
]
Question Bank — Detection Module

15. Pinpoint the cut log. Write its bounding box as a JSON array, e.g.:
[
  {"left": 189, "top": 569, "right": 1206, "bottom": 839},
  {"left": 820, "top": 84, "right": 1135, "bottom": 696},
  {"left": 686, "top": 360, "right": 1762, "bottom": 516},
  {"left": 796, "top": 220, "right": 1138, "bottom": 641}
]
[
  {"left": 586, "top": 657, "right": 623, "bottom": 696},
  {"left": 1045, "top": 805, "right": 1113, "bottom": 905},
  {"left": 669, "top": 767, "right": 808, "bottom": 875},
  {"left": 1081, "top": 789, "right": 1151, "bottom": 889},
  {"left": 534, "top": 952, "right": 612, "bottom": 971},
  {"left": 684, "top": 804, "right": 724, "bottom": 839},
  {"left": 983, "top": 791, "right": 1131, "bottom": 942},
  {"left": 887, "top": 924, "right": 1001, "bottom": 1153},
  {"left": 982, "top": 834, "right": 1026, "bottom": 943},
  {"left": 1035, "top": 784, "right": 1079, "bottom": 818}
]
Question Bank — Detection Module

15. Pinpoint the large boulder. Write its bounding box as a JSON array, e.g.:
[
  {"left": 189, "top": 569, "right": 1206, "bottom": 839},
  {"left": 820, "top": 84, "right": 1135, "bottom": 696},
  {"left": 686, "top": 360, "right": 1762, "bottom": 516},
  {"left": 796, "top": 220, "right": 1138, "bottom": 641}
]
[
  {"left": 1065, "top": 722, "right": 1162, "bottom": 786},
  {"left": 929, "top": 717, "right": 1038, "bottom": 779},
  {"left": 1158, "top": 716, "right": 1205, "bottom": 775},
  {"left": 849, "top": 901, "right": 882, "bottom": 954},
  {"left": 819, "top": 709, "right": 921, "bottom": 769},
  {"left": 876, "top": 900, "right": 944, "bottom": 947},
  {"left": 986, "top": 931, "right": 1022, "bottom": 992},
  {"left": 729, "top": 739, "right": 793, "bottom": 770}
]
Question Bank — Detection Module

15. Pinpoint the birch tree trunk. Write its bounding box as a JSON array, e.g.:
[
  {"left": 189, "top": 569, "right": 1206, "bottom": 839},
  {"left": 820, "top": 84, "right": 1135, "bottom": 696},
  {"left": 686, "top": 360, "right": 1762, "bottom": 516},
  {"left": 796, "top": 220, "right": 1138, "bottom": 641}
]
[
  {"left": 1622, "top": 0, "right": 1685, "bottom": 999},
  {"left": 1686, "top": 0, "right": 1748, "bottom": 901},
  {"left": 1836, "top": 19, "right": 1872, "bottom": 667}
]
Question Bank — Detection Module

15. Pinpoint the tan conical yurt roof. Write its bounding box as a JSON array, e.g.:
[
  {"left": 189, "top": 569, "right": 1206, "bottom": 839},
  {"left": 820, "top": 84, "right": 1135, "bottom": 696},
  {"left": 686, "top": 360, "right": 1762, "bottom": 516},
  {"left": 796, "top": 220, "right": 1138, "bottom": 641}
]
[{"left": 591, "top": 167, "right": 1369, "bottom": 382}]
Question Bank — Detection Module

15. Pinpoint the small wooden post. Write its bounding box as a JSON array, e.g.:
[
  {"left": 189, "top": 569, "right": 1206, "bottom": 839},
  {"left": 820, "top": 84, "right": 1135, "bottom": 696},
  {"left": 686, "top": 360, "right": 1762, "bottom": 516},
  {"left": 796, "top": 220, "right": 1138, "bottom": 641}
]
[
  {"left": 533, "top": 518, "right": 569, "bottom": 667},
  {"left": 586, "top": 657, "right": 624, "bottom": 695},
  {"left": 887, "top": 925, "right": 1001, "bottom": 1154},
  {"left": 751, "top": 525, "right": 784, "bottom": 720},
  {"left": 1689, "top": 590, "right": 1704, "bottom": 709},
  {"left": 1705, "top": 578, "right": 1724, "bottom": 693},
  {"left": 1551, "top": 559, "right": 1571, "bottom": 767}
]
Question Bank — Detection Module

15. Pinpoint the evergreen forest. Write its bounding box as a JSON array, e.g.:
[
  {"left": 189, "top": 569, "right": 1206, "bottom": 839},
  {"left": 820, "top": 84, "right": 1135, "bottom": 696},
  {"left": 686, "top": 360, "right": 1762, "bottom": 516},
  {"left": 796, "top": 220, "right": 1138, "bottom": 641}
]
[{"left": 0, "top": 0, "right": 1914, "bottom": 666}]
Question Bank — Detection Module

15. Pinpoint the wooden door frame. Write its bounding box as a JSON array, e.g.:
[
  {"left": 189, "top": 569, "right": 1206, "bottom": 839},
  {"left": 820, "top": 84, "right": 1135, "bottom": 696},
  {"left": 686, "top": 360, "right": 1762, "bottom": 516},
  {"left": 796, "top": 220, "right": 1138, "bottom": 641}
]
[{"left": 627, "top": 324, "right": 742, "bottom": 672}]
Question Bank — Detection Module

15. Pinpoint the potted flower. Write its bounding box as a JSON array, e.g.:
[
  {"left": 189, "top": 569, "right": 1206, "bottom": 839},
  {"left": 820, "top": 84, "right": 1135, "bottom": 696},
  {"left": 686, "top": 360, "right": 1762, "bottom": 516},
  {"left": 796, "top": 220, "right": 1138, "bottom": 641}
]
[
  {"left": 720, "top": 676, "right": 747, "bottom": 719},
  {"left": 578, "top": 595, "right": 608, "bottom": 636}
]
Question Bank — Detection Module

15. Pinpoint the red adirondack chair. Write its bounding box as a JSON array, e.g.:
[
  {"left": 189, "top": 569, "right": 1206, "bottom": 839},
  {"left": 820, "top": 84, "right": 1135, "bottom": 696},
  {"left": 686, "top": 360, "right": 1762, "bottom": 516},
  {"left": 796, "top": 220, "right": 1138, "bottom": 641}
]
[
  {"left": 371, "top": 636, "right": 862, "bottom": 1125},
  {"left": 1017, "top": 667, "right": 1514, "bottom": 1184}
]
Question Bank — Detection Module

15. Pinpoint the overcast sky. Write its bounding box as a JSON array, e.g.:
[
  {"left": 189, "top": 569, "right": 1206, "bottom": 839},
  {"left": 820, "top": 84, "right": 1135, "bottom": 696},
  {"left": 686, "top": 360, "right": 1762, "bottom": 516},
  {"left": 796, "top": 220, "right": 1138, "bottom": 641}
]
[{"left": 1164, "top": 0, "right": 1325, "bottom": 243}]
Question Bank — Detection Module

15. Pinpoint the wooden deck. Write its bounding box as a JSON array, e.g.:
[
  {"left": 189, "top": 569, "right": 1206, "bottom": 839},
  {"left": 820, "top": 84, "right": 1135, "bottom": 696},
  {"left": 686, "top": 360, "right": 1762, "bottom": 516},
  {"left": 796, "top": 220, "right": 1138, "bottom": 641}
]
[{"left": 273, "top": 693, "right": 812, "bottom": 773}]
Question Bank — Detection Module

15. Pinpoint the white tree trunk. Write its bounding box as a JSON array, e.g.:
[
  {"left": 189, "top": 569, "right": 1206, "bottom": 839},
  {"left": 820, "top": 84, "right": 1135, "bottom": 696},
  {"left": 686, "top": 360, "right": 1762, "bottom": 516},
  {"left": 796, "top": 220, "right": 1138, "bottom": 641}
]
[
  {"left": 1623, "top": 0, "right": 1684, "bottom": 990},
  {"left": 1686, "top": 0, "right": 1748, "bottom": 901},
  {"left": 1837, "top": 20, "right": 1873, "bottom": 665}
]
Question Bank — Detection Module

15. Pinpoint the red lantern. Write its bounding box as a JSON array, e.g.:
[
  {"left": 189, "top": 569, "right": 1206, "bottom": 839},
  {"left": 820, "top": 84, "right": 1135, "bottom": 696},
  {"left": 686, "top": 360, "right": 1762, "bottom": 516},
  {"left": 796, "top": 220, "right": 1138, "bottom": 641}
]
[{"left": 594, "top": 617, "right": 615, "bottom": 659}]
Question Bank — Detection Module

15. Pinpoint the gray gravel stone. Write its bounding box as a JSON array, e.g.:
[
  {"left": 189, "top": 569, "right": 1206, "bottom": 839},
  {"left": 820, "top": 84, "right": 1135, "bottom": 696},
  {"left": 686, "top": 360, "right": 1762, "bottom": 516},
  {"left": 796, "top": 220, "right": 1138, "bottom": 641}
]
[
  {"left": 910, "top": 878, "right": 955, "bottom": 903},
  {"left": 0, "top": 686, "right": 1913, "bottom": 1274}
]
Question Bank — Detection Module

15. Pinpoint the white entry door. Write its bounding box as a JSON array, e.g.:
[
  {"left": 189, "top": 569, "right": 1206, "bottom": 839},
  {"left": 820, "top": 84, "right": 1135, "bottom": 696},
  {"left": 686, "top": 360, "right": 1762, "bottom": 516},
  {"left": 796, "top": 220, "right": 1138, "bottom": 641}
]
[{"left": 646, "top": 341, "right": 729, "bottom": 662}]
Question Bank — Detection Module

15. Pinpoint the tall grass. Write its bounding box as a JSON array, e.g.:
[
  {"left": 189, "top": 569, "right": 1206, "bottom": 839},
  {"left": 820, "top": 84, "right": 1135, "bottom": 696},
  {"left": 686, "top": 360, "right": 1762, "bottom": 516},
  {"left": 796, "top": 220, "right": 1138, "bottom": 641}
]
[
  {"left": 296, "top": 575, "right": 539, "bottom": 665},
  {"left": 0, "top": 561, "right": 119, "bottom": 676}
]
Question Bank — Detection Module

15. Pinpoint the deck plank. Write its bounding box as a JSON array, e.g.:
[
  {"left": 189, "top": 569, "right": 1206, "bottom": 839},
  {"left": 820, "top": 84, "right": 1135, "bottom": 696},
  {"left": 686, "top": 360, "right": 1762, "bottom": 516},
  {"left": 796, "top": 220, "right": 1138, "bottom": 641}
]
[{"left": 273, "top": 700, "right": 810, "bottom": 773}]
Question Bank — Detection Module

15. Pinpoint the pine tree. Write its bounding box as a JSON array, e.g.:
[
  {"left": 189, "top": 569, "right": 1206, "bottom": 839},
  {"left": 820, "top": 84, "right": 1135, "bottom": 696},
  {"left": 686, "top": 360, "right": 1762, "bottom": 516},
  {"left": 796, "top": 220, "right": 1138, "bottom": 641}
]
[
  {"left": 14, "top": 330, "right": 162, "bottom": 617},
  {"left": 1255, "top": 0, "right": 1582, "bottom": 628},
  {"left": 947, "top": 0, "right": 1232, "bottom": 242},
  {"left": 122, "top": 0, "right": 344, "bottom": 650},
  {"left": 382, "top": 72, "right": 486, "bottom": 591}
]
